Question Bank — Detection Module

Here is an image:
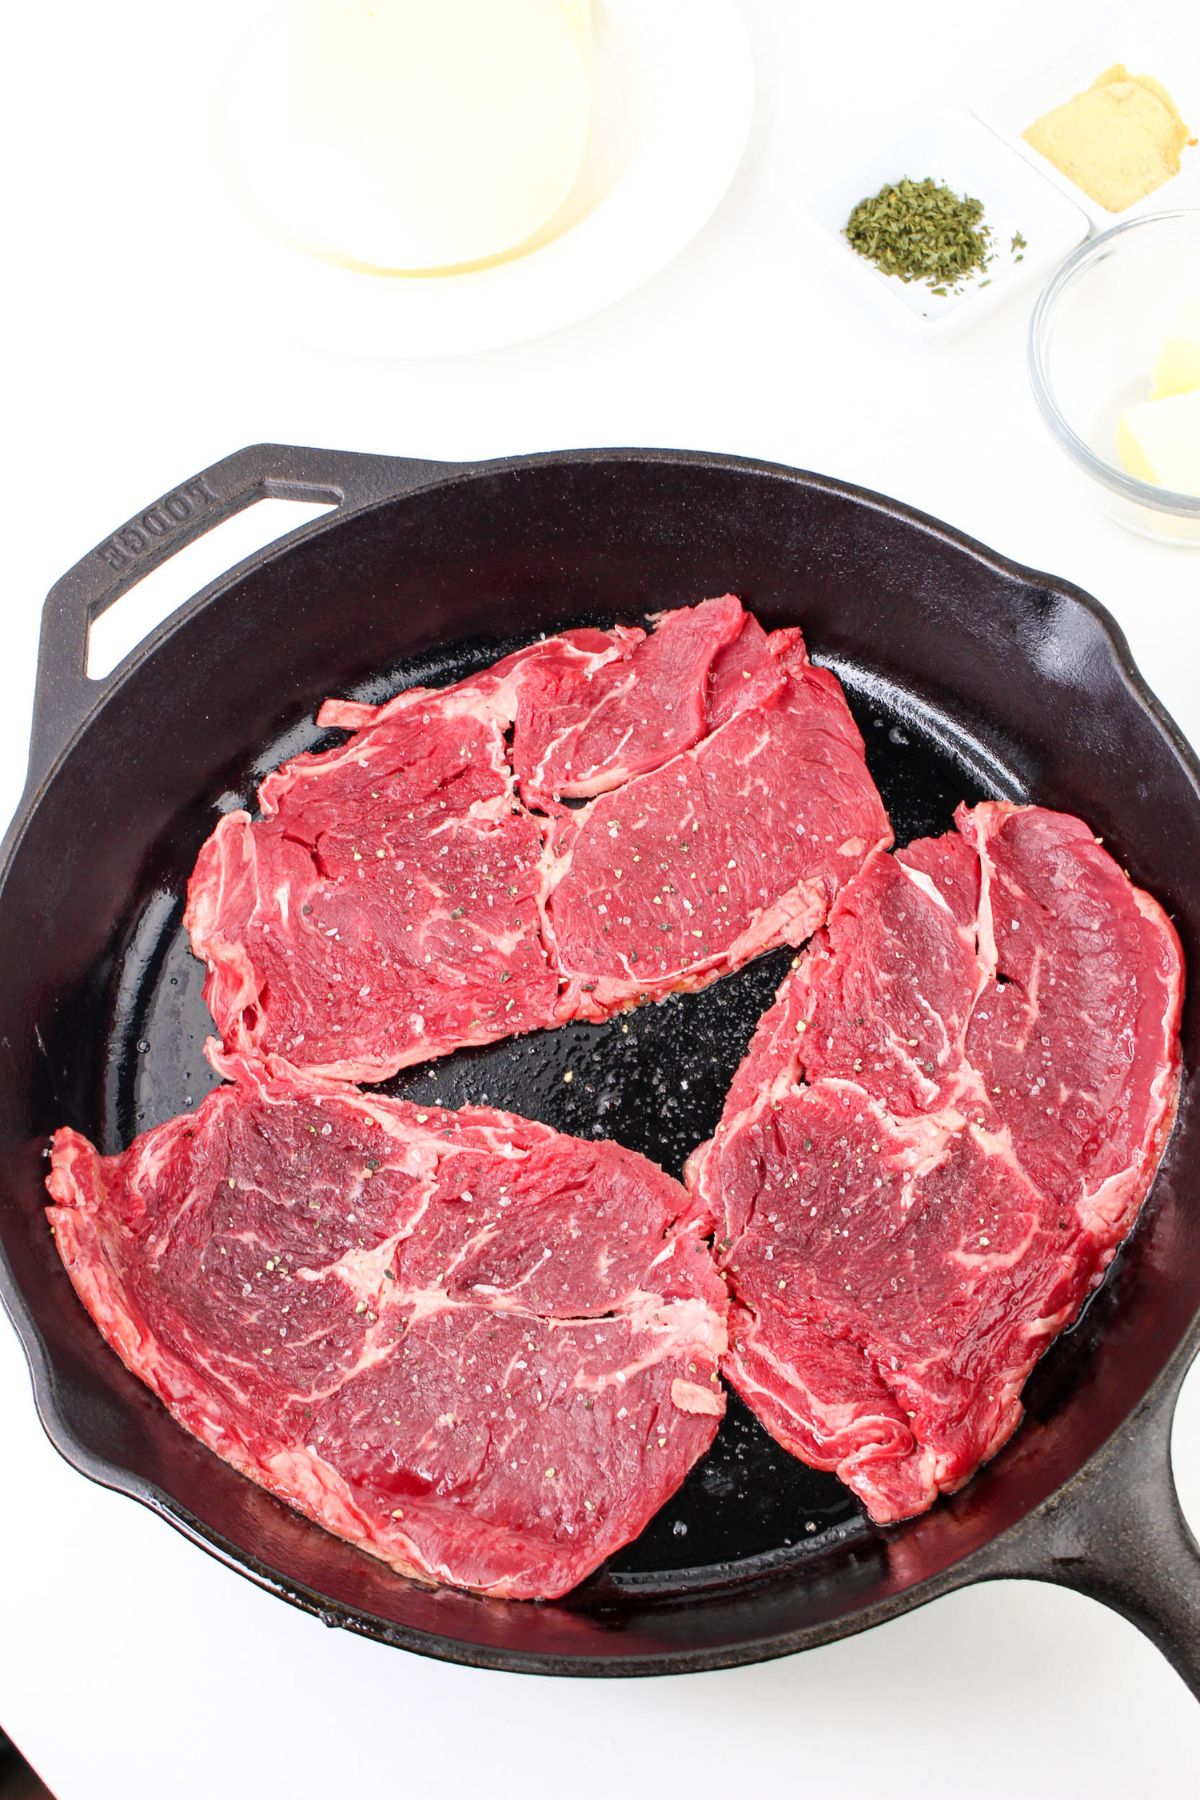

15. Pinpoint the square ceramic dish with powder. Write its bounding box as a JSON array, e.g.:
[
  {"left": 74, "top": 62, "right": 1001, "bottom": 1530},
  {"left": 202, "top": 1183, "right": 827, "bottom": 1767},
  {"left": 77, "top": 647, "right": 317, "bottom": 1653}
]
[{"left": 974, "top": 2, "right": 1200, "bottom": 230}]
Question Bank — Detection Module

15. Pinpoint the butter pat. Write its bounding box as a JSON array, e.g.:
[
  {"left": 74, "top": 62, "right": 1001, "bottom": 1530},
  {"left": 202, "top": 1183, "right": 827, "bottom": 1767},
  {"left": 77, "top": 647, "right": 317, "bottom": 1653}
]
[
  {"left": 1024, "top": 64, "right": 1190, "bottom": 213},
  {"left": 1152, "top": 299, "right": 1200, "bottom": 399},
  {"left": 224, "top": 0, "right": 594, "bottom": 272},
  {"left": 1117, "top": 389, "right": 1200, "bottom": 496}
]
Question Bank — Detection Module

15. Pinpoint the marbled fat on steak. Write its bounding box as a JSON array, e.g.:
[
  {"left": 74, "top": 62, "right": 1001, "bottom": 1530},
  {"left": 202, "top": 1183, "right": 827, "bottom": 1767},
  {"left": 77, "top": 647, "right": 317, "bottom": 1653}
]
[
  {"left": 544, "top": 628, "right": 886, "bottom": 1020},
  {"left": 46, "top": 1067, "right": 727, "bottom": 1599},
  {"left": 185, "top": 597, "right": 890, "bottom": 1080},
  {"left": 687, "top": 802, "right": 1183, "bottom": 1524}
]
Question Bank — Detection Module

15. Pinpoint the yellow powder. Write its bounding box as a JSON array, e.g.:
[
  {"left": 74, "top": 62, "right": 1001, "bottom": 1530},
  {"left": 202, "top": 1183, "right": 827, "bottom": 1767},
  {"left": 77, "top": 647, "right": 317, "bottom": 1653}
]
[{"left": 1024, "top": 63, "right": 1191, "bottom": 212}]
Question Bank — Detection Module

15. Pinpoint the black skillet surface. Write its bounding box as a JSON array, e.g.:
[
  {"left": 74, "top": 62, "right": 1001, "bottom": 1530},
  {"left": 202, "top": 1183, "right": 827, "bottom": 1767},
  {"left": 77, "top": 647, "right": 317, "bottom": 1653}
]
[{"left": 1, "top": 446, "right": 1198, "bottom": 1685}]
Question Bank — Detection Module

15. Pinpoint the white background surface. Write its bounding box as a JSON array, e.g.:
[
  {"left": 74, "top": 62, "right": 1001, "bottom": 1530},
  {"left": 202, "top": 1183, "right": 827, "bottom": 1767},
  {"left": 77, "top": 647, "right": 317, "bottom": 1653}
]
[{"left": 3, "top": 1, "right": 1200, "bottom": 1794}]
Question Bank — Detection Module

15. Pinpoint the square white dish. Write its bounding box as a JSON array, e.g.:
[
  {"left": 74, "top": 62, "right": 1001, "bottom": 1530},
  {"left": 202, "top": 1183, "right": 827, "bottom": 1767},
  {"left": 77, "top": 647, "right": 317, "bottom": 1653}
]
[
  {"left": 807, "top": 111, "right": 1089, "bottom": 340},
  {"left": 972, "top": 2, "right": 1200, "bottom": 230}
]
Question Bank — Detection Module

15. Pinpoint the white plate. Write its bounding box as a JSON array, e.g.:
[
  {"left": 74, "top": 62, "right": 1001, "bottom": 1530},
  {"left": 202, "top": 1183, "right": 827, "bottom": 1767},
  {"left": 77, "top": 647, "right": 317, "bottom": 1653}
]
[
  {"left": 973, "top": 2, "right": 1200, "bottom": 230},
  {"left": 807, "top": 112, "right": 1089, "bottom": 341},
  {"left": 199, "top": 0, "right": 753, "bottom": 361}
]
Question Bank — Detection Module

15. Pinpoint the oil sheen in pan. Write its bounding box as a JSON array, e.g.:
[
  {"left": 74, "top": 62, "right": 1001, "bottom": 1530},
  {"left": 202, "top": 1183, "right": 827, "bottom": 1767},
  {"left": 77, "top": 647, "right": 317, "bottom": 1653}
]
[{"left": 96, "top": 620, "right": 1019, "bottom": 1597}]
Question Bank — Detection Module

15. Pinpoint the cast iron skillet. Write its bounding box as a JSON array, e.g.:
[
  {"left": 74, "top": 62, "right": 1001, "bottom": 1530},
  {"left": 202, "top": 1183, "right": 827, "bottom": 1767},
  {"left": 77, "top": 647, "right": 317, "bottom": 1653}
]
[{"left": 1, "top": 445, "right": 1199, "bottom": 1689}]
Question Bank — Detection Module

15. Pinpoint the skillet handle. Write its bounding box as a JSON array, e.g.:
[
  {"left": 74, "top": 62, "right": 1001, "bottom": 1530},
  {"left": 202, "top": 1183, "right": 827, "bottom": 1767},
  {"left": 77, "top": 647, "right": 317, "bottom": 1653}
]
[
  {"left": 28, "top": 442, "right": 455, "bottom": 786},
  {"left": 979, "top": 1347, "right": 1200, "bottom": 1699}
]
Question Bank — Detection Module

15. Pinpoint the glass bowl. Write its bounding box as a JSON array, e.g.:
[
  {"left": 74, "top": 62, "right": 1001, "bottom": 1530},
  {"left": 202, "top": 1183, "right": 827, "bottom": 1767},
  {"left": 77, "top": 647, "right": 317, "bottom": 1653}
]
[{"left": 1029, "top": 211, "right": 1200, "bottom": 545}]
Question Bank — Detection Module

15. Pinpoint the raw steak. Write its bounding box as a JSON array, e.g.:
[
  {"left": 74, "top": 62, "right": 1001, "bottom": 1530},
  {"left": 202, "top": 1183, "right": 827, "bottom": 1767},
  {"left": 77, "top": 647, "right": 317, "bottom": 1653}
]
[
  {"left": 46, "top": 1067, "right": 727, "bottom": 1600},
  {"left": 186, "top": 598, "right": 890, "bottom": 1080},
  {"left": 687, "top": 801, "right": 1183, "bottom": 1524}
]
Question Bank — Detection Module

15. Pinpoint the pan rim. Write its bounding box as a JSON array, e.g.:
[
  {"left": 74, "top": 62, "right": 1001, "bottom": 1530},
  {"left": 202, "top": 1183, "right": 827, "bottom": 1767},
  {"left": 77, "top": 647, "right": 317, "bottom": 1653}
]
[{"left": 2, "top": 442, "right": 1198, "bottom": 1674}]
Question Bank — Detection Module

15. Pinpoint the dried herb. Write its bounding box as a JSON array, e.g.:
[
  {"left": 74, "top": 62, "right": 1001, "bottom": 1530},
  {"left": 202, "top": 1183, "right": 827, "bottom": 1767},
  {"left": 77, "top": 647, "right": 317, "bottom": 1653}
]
[{"left": 845, "top": 176, "right": 995, "bottom": 292}]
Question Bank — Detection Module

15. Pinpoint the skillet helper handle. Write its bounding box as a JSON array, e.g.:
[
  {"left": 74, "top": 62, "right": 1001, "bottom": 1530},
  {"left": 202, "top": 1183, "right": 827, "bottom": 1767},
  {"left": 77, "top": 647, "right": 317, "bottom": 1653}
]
[
  {"left": 983, "top": 1351, "right": 1200, "bottom": 1699},
  {"left": 28, "top": 442, "right": 447, "bottom": 784}
]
